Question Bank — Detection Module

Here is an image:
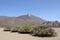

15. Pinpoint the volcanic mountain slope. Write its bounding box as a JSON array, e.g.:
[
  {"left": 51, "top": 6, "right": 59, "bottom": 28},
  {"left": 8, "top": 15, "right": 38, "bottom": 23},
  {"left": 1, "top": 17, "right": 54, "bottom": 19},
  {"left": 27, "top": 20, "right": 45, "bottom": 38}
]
[
  {"left": 0, "top": 14, "right": 60, "bottom": 27},
  {"left": 15, "top": 14, "right": 45, "bottom": 26},
  {"left": 0, "top": 14, "right": 44, "bottom": 27}
]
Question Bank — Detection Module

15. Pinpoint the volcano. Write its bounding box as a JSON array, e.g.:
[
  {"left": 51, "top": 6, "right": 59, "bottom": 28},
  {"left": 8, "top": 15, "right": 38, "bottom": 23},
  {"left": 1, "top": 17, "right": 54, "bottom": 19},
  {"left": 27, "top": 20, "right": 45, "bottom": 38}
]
[{"left": 0, "top": 14, "right": 60, "bottom": 27}]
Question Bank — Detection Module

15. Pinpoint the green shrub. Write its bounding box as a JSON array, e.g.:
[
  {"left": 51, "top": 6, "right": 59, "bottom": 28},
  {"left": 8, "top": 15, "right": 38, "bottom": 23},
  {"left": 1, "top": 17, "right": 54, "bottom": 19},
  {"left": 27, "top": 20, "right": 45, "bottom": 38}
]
[
  {"left": 10, "top": 27, "right": 19, "bottom": 32},
  {"left": 18, "top": 25, "right": 33, "bottom": 33},
  {"left": 4, "top": 27, "right": 11, "bottom": 31},
  {"left": 31, "top": 26, "right": 57, "bottom": 37}
]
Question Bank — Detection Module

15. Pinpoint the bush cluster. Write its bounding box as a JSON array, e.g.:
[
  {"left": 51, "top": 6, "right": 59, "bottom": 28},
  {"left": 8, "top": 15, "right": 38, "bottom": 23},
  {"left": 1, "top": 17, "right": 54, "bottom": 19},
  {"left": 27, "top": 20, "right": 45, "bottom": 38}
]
[
  {"left": 10, "top": 27, "right": 19, "bottom": 32},
  {"left": 4, "top": 25, "right": 57, "bottom": 37},
  {"left": 31, "top": 26, "right": 57, "bottom": 37},
  {"left": 18, "top": 25, "right": 33, "bottom": 33},
  {"left": 4, "top": 27, "right": 11, "bottom": 31}
]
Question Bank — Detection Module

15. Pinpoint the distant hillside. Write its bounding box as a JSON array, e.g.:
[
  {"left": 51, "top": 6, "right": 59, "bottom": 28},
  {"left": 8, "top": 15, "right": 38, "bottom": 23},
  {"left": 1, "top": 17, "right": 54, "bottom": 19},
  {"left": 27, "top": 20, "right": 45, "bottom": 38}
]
[
  {"left": 0, "top": 14, "right": 60, "bottom": 27},
  {"left": 43, "top": 21, "right": 60, "bottom": 27}
]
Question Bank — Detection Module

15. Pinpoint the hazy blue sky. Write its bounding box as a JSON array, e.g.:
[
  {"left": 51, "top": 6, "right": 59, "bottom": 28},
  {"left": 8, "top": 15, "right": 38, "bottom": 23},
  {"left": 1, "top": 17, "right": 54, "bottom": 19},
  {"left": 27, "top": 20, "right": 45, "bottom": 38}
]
[{"left": 0, "top": 0, "right": 60, "bottom": 21}]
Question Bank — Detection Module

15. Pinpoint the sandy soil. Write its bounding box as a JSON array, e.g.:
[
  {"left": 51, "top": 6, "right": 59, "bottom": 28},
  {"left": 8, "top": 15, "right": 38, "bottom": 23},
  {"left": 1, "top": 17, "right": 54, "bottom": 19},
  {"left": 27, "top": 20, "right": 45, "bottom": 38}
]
[{"left": 0, "top": 28, "right": 60, "bottom": 40}]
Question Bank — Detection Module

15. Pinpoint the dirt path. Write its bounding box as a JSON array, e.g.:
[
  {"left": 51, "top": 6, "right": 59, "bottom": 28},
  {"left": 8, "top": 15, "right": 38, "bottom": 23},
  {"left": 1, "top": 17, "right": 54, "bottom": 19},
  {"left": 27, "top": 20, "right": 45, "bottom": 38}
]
[{"left": 0, "top": 28, "right": 60, "bottom": 40}]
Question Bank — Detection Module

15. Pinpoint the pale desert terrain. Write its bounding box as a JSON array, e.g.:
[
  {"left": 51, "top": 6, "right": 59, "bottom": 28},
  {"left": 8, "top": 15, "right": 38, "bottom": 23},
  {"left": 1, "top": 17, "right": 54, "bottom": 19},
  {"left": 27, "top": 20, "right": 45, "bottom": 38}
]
[{"left": 0, "top": 28, "right": 60, "bottom": 40}]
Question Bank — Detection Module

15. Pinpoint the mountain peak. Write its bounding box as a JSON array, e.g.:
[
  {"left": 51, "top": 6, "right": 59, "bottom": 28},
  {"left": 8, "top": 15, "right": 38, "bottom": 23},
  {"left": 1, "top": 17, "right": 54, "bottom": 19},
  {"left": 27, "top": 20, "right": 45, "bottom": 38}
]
[{"left": 26, "top": 14, "right": 31, "bottom": 17}]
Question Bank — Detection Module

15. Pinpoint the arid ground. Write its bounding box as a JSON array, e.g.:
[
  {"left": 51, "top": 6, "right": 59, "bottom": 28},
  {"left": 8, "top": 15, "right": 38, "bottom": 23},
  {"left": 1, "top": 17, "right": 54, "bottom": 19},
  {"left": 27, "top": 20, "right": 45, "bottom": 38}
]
[{"left": 0, "top": 28, "right": 60, "bottom": 40}]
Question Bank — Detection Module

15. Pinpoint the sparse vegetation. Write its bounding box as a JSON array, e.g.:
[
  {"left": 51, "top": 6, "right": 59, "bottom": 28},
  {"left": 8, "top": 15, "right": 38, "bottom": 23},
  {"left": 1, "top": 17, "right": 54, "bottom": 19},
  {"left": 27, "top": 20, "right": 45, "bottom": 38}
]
[
  {"left": 4, "top": 27, "right": 11, "bottom": 31},
  {"left": 10, "top": 27, "right": 19, "bottom": 32},
  {"left": 3, "top": 25, "right": 57, "bottom": 37},
  {"left": 18, "top": 25, "right": 33, "bottom": 33},
  {"left": 31, "top": 26, "right": 57, "bottom": 37}
]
